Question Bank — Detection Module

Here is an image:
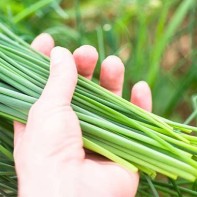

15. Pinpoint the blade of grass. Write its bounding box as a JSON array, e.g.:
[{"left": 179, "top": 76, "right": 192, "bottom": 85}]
[
  {"left": 148, "top": 0, "right": 195, "bottom": 86},
  {"left": 13, "top": 0, "right": 55, "bottom": 23}
]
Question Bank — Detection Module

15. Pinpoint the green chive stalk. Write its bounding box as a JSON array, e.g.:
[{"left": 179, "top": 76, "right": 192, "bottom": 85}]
[{"left": 1, "top": 23, "right": 197, "bottom": 182}]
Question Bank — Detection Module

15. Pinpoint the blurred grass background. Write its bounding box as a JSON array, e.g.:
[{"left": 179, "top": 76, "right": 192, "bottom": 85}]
[
  {"left": 0, "top": 0, "right": 197, "bottom": 121},
  {"left": 0, "top": 0, "right": 197, "bottom": 196}
]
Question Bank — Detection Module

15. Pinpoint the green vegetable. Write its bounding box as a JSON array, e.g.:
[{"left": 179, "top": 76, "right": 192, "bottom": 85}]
[{"left": 0, "top": 23, "right": 197, "bottom": 182}]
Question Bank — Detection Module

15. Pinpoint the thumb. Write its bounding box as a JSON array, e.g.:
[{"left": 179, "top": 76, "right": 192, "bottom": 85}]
[
  {"left": 26, "top": 47, "right": 84, "bottom": 161},
  {"left": 39, "top": 46, "right": 77, "bottom": 106}
]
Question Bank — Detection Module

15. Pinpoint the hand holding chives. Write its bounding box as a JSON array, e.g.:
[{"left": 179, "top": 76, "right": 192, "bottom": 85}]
[{"left": 14, "top": 33, "right": 152, "bottom": 197}]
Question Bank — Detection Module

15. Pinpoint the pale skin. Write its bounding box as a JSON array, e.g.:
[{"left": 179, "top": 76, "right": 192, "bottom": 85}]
[{"left": 13, "top": 33, "right": 152, "bottom": 197}]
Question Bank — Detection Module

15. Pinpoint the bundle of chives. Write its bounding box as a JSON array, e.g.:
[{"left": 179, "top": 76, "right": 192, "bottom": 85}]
[{"left": 1, "top": 23, "right": 197, "bottom": 181}]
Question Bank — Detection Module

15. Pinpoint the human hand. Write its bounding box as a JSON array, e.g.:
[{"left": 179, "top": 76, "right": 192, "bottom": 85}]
[{"left": 14, "top": 34, "right": 152, "bottom": 197}]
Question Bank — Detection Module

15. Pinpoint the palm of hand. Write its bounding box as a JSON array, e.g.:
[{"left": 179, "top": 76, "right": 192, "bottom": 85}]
[{"left": 14, "top": 34, "right": 152, "bottom": 197}]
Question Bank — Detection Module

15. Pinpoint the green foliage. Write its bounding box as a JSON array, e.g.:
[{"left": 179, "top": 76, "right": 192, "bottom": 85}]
[
  {"left": 0, "top": 0, "right": 196, "bottom": 119},
  {"left": 0, "top": 0, "right": 197, "bottom": 196},
  {"left": 0, "top": 118, "right": 16, "bottom": 197}
]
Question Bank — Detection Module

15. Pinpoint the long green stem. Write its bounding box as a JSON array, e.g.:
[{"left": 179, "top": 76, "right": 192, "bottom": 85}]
[{"left": 0, "top": 23, "right": 197, "bottom": 183}]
